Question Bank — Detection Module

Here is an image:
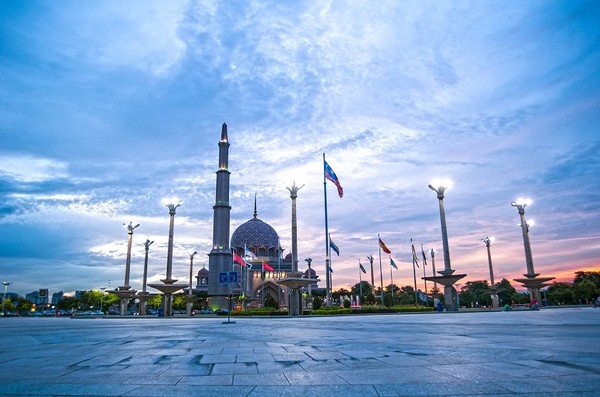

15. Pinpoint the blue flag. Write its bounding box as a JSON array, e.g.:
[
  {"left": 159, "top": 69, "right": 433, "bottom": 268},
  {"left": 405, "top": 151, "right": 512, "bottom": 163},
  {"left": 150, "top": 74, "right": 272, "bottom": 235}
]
[
  {"left": 390, "top": 257, "right": 398, "bottom": 269},
  {"left": 359, "top": 261, "right": 367, "bottom": 273}
]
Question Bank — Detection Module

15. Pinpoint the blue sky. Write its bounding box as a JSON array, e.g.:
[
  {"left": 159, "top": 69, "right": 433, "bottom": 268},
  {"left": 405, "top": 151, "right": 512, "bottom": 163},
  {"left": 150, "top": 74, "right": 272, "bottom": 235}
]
[{"left": 1, "top": 1, "right": 599, "bottom": 297}]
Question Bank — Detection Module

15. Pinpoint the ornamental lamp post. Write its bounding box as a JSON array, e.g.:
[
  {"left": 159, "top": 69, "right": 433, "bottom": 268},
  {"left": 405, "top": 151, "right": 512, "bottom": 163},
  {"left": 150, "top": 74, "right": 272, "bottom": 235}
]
[
  {"left": 423, "top": 179, "right": 466, "bottom": 312},
  {"left": 482, "top": 236, "right": 499, "bottom": 308},
  {"left": 428, "top": 179, "right": 453, "bottom": 275},
  {"left": 113, "top": 222, "right": 139, "bottom": 316},
  {"left": 187, "top": 250, "right": 197, "bottom": 316},
  {"left": 511, "top": 198, "right": 553, "bottom": 306}
]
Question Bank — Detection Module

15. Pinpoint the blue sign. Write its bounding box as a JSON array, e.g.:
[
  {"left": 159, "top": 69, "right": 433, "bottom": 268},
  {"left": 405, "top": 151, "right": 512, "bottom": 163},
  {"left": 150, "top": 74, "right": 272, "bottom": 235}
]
[{"left": 219, "top": 272, "right": 238, "bottom": 284}]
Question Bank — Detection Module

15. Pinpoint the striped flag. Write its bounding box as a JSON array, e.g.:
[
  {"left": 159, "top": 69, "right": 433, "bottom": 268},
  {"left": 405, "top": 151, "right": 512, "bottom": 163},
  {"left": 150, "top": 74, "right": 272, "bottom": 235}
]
[
  {"left": 359, "top": 261, "right": 367, "bottom": 273},
  {"left": 411, "top": 242, "right": 420, "bottom": 268},
  {"left": 324, "top": 160, "right": 343, "bottom": 198},
  {"left": 379, "top": 237, "right": 391, "bottom": 254},
  {"left": 330, "top": 236, "right": 340, "bottom": 256}
]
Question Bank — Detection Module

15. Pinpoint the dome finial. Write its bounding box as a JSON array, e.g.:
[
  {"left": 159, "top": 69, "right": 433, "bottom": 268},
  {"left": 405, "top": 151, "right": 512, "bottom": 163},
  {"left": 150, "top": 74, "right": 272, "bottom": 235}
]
[{"left": 253, "top": 194, "right": 257, "bottom": 219}]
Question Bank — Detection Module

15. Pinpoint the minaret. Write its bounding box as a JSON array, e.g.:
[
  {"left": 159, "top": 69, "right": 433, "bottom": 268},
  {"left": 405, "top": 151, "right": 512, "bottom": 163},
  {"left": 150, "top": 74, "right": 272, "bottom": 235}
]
[{"left": 208, "top": 123, "right": 232, "bottom": 307}]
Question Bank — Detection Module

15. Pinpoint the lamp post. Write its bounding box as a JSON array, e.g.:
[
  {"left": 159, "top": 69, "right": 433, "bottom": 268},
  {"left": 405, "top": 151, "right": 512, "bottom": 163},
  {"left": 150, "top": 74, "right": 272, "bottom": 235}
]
[
  {"left": 367, "top": 255, "right": 375, "bottom": 295},
  {"left": 138, "top": 239, "right": 154, "bottom": 315},
  {"left": 99, "top": 286, "right": 106, "bottom": 313},
  {"left": 123, "top": 222, "right": 140, "bottom": 288},
  {"left": 187, "top": 251, "right": 197, "bottom": 316},
  {"left": 2, "top": 281, "right": 13, "bottom": 315},
  {"left": 511, "top": 198, "right": 553, "bottom": 305},
  {"left": 113, "top": 222, "right": 139, "bottom": 316},
  {"left": 163, "top": 201, "right": 181, "bottom": 284},
  {"left": 149, "top": 200, "right": 186, "bottom": 317},
  {"left": 428, "top": 180, "right": 453, "bottom": 276},
  {"left": 425, "top": 179, "right": 465, "bottom": 311},
  {"left": 430, "top": 249, "right": 438, "bottom": 293},
  {"left": 482, "top": 237, "right": 499, "bottom": 308}
]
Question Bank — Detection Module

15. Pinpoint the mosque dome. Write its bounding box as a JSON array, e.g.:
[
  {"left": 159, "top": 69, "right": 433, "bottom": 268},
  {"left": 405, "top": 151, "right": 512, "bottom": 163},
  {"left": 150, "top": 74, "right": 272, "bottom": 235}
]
[{"left": 231, "top": 215, "right": 279, "bottom": 249}]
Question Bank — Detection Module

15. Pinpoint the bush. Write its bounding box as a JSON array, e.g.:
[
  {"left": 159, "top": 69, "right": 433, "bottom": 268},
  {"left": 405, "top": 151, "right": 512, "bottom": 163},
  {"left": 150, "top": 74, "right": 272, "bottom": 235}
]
[
  {"left": 312, "top": 297, "right": 323, "bottom": 310},
  {"left": 343, "top": 299, "right": 351, "bottom": 308}
]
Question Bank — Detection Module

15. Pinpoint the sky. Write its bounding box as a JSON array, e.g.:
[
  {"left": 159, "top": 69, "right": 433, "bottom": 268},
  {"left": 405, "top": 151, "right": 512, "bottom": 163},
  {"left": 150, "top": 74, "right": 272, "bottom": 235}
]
[{"left": 1, "top": 1, "right": 599, "bottom": 298}]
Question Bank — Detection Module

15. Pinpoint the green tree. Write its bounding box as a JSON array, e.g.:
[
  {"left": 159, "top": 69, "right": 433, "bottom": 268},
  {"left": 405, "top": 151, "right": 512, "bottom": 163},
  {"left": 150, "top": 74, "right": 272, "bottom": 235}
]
[
  {"left": 172, "top": 295, "right": 187, "bottom": 310},
  {"left": 573, "top": 279, "right": 597, "bottom": 303},
  {"left": 573, "top": 271, "right": 600, "bottom": 288},
  {"left": 15, "top": 298, "right": 33, "bottom": 313},
  {"left": 264, "top": 294, "right": 278, "bottom": 309},
  {"left": 2, "top": 298, "right": 15, "bottom": 313},
  {"left": 351, "top": 281, "right": 372, "bottom": 296},
  {"left": 496, "top": 278, "right": 516, "bottom": 306},
  {"left": 547, "top": 282, "right": 575, "bottom": 305},
  {"left": 459, "top": 281, "right": 492, "bottom": 307},
  {"left": 147, "top": 294, "right": 163, "bottom": 310},
  {"left": 398, "top": 285, "right": 416, "bottom": 305},
  {"left": 56, "top": 297, "right": 79, "bottom": 311},
  {"left": 312, "top": 296, "right": 323, "bottom": 310}
]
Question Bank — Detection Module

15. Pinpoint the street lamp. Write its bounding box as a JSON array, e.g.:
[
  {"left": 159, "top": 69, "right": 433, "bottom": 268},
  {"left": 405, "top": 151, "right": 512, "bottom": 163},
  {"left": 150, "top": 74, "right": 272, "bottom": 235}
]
[
  {"left": 511, "top": 198, "right": 553, "bottom": 305},
  {"left": 428, "top": 179, "right": 453, "bottom": 275},
  {"left": 482, "top": 237, "right": 499, "bottom": 308},
  {"left": 138, "top": 239, "right": 154, "bottom": 315},
  {"left": 122, "top": 222, "right": 140, "bottom": 289},
  {"left": 2, "top": 281, "right": 13, "bottom": 315},
  {"left": 425, "top": 179, "right": 465, "bottom": 312},
  {"left": 187, "top": 250, "right": 197, "bottom": 316},
  {"left": 162, "top": 199, "right": 182, "bottom": 284}
]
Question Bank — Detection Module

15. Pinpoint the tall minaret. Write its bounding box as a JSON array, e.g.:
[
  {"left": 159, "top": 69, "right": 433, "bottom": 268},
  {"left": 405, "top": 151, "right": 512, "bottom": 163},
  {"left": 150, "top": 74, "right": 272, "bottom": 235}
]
[{"left": 208, "top": 123, "right": 232, "bottom": 307}]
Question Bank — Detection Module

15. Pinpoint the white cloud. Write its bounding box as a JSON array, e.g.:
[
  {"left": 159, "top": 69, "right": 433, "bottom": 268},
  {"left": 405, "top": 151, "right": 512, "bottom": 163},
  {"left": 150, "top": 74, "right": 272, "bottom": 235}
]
[{"left": 0, "top": 155, "right": 68, "bottom": 182}]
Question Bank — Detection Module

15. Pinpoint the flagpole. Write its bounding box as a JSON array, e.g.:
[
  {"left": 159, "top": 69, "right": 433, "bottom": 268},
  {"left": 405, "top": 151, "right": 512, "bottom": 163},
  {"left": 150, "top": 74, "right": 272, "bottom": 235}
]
[
  {"left": 390, "top": 258, "right": 394, "bottom": 304},
  {"left": 411, "top": 239, "right": 418, "bottom": 305},
  {"left": 421, "top": 244, "right": 428, "bottom": 306},
  {"left": 323, "top": 153, "right": 331, "bottom": 306},
  {"left": 261, "top": 261, "right": 264, "bottom": 307},
  {"left": 277, "top": 237, "right": 281, "bottom": 309},
  {"left": 358, "top": 261, "right": 363, "bottom": 297},
  {"left": 377, "top": 234, "right": 384, "bottom": 307}
]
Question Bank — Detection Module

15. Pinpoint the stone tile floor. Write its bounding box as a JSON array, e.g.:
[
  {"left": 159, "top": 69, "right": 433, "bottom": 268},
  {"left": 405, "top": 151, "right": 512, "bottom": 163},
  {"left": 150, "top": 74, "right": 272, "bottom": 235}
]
[{"left": 0, "top": 307, "right": 599, "bottom": 396}]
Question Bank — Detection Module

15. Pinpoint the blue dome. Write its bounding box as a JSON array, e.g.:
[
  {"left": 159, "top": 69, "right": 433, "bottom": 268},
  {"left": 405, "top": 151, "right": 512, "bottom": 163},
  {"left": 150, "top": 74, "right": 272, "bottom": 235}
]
[{"left": 231, "top": 217, "right": 279, "bottom": 249}]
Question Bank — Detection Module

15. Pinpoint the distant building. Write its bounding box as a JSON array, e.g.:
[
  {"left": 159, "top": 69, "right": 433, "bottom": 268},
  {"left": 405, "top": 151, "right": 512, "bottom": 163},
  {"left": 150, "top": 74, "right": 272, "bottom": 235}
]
[
  {"left": 25, "top": 290, "right": 48, "bottom": 305},
  {"left": 52, "top": 291, "right": 64, "bottom": 304}
]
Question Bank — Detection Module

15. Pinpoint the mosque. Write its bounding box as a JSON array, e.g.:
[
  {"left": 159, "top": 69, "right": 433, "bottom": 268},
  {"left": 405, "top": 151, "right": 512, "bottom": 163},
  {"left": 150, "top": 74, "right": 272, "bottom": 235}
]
[{"left": 194, "top": 124, "right": 318, "bottom": 309}]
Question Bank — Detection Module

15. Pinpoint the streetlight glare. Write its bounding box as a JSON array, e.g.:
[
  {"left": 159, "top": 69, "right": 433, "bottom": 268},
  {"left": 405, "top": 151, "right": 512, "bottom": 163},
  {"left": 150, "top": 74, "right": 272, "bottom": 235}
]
[
  {"left": 512, "top": 198, "right": 532, "bottom": 207},
  {"left": 430, "top": 178, "right": 452, "bottom": 190},
  {"left": 161, "top": 198, "right": 182, "bottom": 206}
]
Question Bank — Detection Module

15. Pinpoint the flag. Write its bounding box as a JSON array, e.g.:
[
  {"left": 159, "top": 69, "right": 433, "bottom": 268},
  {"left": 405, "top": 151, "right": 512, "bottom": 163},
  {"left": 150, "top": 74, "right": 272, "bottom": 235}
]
[
  {"left": 263, "top": 262, "right": 274, "bottom": 272},
  {"left": 328, "top": 266, "right": 333, "bottom": 273},
  {"left": 390, "top": 257, "right": 398, "bottom": 269},
  {"left": 379, "top": 237, "right": 391, "bottom": 254},
  {"left": 245, "top": 247, "right": 256, "bottom": 261},
  {"left": 324, "top": 160, "right": 343, "bottom": 198},
  {"left": 359, "top": 261, "right": 367, "bottom": 273},
  {"left": 233, "top": 251, "right": 246, "bottom": 266},
  {"left": 421, "top": 244, "right": 428, "bottom": 267},
  {"left": 411, "top": 242, "right": 420, "bottom": 268},
  {"left": 329, "top": 236, "right": 340, "bottom": 256}
]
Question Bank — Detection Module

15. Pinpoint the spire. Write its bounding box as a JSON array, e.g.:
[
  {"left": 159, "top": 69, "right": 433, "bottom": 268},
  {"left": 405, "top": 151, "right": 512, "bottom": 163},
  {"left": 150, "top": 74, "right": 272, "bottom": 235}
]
[
  {"left": 220, "top": 122, "right": 228, "bottom": 142},
  {"left": 253, "top": 194, "right": 257, "bottom": 219}
]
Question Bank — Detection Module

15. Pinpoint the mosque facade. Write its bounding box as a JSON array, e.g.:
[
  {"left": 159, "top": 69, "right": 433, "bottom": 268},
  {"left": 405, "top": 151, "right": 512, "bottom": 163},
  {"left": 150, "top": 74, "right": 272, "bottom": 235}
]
[{"left": 203, "top": 124, "right": 318, "bottom": 310}]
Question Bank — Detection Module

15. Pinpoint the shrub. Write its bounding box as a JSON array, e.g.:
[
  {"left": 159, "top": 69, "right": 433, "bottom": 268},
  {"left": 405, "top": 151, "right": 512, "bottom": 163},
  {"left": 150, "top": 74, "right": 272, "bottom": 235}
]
[{"left": 312, "top": 297, "right": 323, "bottom": 310}]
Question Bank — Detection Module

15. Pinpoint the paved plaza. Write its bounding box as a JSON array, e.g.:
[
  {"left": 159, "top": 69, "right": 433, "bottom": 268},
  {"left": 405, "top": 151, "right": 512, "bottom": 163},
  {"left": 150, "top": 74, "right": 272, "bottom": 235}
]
[{"left": 1, "top": 308, "right": 599, "bottom": 396}]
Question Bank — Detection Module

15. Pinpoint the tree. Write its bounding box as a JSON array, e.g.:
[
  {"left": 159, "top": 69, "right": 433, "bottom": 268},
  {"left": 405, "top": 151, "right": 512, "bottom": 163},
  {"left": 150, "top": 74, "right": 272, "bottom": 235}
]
[
  {"left": 15, "top": 298, "right": 33, "bottom": 313},
  {"left": 56, "top": 297, "right": 78, "bottom": 311},
  {"left": 573, "top": 271, "right": 600, "bottom": 288},
  {"left": 573, "top": 279, "right": 597, "bottom": 303},
  {"left": 547, "top": 282, "right": 575, "bottom": 305},
  {"left": 172, "top": 295, "right": 187, "bottom": 310},
  {"left": 147, "top": 294, "right": 162, "bottom": 310},
  {"left": 1, "top": 298, "right": 15, "bottom": 313},
  {"left": 496, "top": 278, "right": 516, "bottom": 306},
  {"left": 351, "top": 281, "right": 372, "bottom": 298},
  {"left": 459, "top": 281, "right": 492, "bottom": 308},
  {"left": 264, "top": 294, "right": 278, "bottom": 309}
]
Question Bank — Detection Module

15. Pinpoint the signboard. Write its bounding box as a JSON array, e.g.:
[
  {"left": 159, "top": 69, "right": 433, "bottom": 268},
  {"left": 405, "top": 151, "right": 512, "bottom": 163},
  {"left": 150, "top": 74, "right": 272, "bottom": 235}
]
[{"left": 219, "top": 272, "right": 238, "bottom": 284}]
